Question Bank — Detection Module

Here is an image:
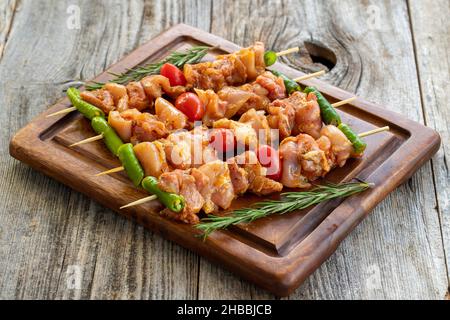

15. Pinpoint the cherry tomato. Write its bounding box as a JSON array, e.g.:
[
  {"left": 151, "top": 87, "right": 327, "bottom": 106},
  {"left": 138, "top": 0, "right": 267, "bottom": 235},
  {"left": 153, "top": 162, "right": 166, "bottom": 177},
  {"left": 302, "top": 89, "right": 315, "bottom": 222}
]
[
  {"left": 210, "top": 129, "right": 236, "bottom": 153},
  {"left": 160, "top": 63, "right": 187, "bottom": 86},
  {"left": 257, "top": 145, "right": 281, "bottom": 181},
  {"left": 175, "top": 92, "right": 205, "bottom": 121}
]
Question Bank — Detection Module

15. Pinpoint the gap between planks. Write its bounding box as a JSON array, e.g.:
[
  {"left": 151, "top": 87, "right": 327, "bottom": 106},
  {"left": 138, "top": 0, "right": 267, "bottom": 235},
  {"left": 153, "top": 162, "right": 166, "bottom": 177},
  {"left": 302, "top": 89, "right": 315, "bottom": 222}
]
[
  {"left": 406, "top": 0, "right": 450, "bottom": 289},
  {"left": 0, "top": 0, "right": 18, "bottom": 61}
]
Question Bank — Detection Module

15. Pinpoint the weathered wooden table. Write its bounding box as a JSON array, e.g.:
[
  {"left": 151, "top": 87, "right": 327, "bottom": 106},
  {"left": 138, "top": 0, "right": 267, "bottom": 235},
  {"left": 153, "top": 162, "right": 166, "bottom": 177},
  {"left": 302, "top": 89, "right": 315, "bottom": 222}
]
[{"left": 0, "top": 0, "right": 448, "bottom": 299}]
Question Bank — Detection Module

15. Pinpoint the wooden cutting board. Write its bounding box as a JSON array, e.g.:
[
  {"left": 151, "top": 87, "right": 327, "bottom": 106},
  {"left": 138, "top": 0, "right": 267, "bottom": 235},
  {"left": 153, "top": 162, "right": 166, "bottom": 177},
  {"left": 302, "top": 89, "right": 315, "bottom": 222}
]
[{"left": 9, "top": 24, "right": 441, "bottom": 296}]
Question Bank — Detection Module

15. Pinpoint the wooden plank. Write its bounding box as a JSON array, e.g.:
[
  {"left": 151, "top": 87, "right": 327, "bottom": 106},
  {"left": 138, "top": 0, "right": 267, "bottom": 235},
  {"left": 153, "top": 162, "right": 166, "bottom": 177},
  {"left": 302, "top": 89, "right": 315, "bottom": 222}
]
[
  {"left": 0, "top": 0, "right": 447, "bottom": 299},
  {"left": 9, "top": 23, "right": 441, "bottom": 298},
  {"left": 198, "top": 0, "right": 448, "bottom": 299},
  {"left": 0, "top": 0, "right": 16, "bottom": 60},
  {"left": 408, "top": 0, "right": 450, "bottom": 291},
  {"left": 0, "top": 0, "right": 198, "bottom": 299}
]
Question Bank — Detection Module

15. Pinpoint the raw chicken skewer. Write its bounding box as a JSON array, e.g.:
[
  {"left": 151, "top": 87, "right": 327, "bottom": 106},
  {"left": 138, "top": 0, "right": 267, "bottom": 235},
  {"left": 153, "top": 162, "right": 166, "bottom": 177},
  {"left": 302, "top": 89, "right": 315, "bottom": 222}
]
[
  {"left": 68, "top": 93, "right": 356, "bottom": 150},
  {"left": 47, "top": 43, "right": 299, "bottom": 118},
  {"left": 61, "top": 83, "right": 381, "bottom": 225},
  {"left": 54, "top": 39, "right": 374, "bottom": 225},
  {"left": 66, "top": 69, "right": 356, "bottom": 149},
  {"left": 117, "top": 125, "right": 389, "bottom": 223}
]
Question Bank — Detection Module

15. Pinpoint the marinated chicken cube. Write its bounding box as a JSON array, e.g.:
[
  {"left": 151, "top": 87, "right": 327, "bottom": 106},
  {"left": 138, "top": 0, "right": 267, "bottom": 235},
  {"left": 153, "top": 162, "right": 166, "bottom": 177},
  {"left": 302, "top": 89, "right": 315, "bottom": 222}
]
[
  {"left": 104, "top": 83, "right": 129, "bottom": 112},
  {"left": 141, "top": 75, "right": 186, "bottom": 100},
  {"left": 80, "top": 89, "right": 115, "bottom": 114},
  {"left": 133, "top": 141, "right": 169, "bottom": 178},
  {"left": 191, "top": 161, "right": 235, "bottom": 213},
  {"left": 227, "top": 160, "right": 249, "bottom": 195},
  {"left": 126, "top": 81, "right": 151, "bottom": 111},
  {"left": 165, "top": 129, "right": 218, "bottom": 170},
  {"left": 154, "top": 97, "right": 188, "bottom": 131},
  {"left": 213, "top": 118, "right": 258, "bottom": 149},
  {"left": 279, "top": 137, "right": 310, "bottom": 188},
  {"left": 130, "top": 111, "right": 169, "bottom": 144},
  {"left": 239, "top": 108, "right": 272, "bottom": 145},
  {"left": 233, "top": 151, "right": 283, "bottom": 195},
  {"left": 267, "top": 102, "right": 296, "bottom": 140},
  {"left": 158, "top": 170, "right": 204, "bottom": 224},
  {"left": 255, "top": 71, "right": 286, "bottom": 101},
  {"left": 319, "top": 125, "right": 353, "bottom": 167}
]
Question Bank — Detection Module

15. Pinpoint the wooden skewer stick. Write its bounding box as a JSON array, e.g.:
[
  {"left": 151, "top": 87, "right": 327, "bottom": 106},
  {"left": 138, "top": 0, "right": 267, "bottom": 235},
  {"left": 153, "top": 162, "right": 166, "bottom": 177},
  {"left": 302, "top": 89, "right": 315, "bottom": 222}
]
[
  {"left": 276, "top": 47, "right": 299, "bottom": 57},
  {"left": 69, "top": 134, "right": 104, "bottom": 147},
  {"left": 95, "top": 166, "right": 125, "bottom": 177},
  {"left": 358, "top": 126, "right": 390, "bottom": 138},
  {"left": 293, "top": 70, "right": 326, "bottom": 82},
  {"left": 46, "top": 106, "right": 77, "bottom": 118},
  {"left": 331, "top": 96, "right": 357, "bottom": 108},
  {"left": 120, "top": 195, "right": 158, "bottom": 209}
]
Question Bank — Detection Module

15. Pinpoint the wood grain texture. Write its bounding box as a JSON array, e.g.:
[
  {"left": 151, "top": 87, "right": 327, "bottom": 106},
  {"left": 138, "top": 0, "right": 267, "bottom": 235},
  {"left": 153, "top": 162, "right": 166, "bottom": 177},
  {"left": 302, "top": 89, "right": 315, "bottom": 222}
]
[
  {"left": 13, "top": 22, "right": 437, "bottom": 297},
  {"left": 0, "top": 0, "right": 16, "bottom": 60},
  {"left": 0, "top": 0, "right": 198, "bottom": 300},
  {"left": 408, "top": 0, "right": 450, "bottom": 293},
  {"left": 0, "top": 0, "right": 448, "bottom": 299},
  {"left": 199, "top": 0, "right": 448, "bottom": 300}
]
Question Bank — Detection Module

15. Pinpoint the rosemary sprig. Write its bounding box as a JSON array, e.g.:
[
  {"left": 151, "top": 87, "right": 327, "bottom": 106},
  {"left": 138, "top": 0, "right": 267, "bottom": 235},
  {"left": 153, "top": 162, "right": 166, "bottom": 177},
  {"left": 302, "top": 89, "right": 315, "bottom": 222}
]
[
  {"left": 85, "top": 46, "right": 211, "bottom": 91},
  {"left": 195, "top": 181, "right": 374, "bottom": 238}
]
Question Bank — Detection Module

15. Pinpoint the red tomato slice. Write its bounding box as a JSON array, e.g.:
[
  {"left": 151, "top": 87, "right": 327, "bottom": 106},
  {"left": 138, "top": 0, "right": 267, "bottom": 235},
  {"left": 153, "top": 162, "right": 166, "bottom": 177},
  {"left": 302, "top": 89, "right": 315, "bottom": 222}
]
[
  {"left": 175, "top": 92, "right": 205, "bottom": 121},
  {"left": 160, "top": 63, "right": 187, "bottom": 86},
  {"left": 210, "top": 129, "right": 236, "bottom": 153},
  {"left": 257, "top": 145, "right": 281, "bottom": 181}
]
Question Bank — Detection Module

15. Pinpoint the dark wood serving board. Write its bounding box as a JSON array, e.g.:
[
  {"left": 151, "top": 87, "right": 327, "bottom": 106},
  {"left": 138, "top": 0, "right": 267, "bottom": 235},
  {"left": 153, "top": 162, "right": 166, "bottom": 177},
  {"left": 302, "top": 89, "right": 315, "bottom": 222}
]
[{"left": 9, "top": 24, "right": 441, "bottom": 296}]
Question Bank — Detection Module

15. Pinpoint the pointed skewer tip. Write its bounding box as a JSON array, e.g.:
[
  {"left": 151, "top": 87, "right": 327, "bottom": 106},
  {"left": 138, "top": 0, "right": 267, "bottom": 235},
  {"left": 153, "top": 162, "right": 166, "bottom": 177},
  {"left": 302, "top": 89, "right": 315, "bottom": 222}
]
[
  {"left": 120, "top": 195, "right": 158, "bottom": 209},
  {"left": 331, "top": 96, "right": 357, "bottom": 108},
  {"left": 69, "top": 134, "right": 104, "bottom": 148},
  {"left": 276, "top": 47, "right": 300, "bottom": 57},
  {"left": 46, "top": 106, "right": 77, "bottom": 118},
  {"left": 358, "top": 126, "right": 390, "bottom": 138},
  {"left": 95, "top": 166, "right": 125, "bottom": 177},
  {"left": 293, "top": 69, "right": 326, "bottom": 82}
]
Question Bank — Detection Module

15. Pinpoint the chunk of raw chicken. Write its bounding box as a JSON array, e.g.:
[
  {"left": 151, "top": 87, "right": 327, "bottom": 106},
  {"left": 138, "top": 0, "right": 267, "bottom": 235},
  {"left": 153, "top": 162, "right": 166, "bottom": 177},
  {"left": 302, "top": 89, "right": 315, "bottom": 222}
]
[
  {"left": 239, "top": 108, "right": 272, "bottom": 145},
  {"left": 255, "top": 71, "right": 286, "bottom": 101},
  {"left": 267, "top": 102, "right": 296, "bottom": 140},
  {"left": 104, "top": 83, "right": 129, "bottom": 112},
  {"left": 218, "top": 86, "right": 255, "bottom": 119},
  {"left": 158, "top": 170, "right": 204, "bottom": 224},
  {"left": 279, "top": 137, "right": 310, "bottom": 188},
  {"left": 269, "top": 91, "right": 322, "bottom": 139},
  {"left": 237, "top": 82, "right": 271, "bottom": 114},
  {"left": 191, "top": 160, "right": 235, "bottom": 213},
  {"left": 294, "top": 92, "right": 322, "bottom": 139},
  {"left": 80, "top": 89, "right": 115, "bottom": 114},
  {"left": 194, "top": 87, "right": 254, "bottom": 126},
  {"left": 213, "top": 118, "right": 258, "bottom": 149},
  {"left": 133, "top": 141, "right": 169, "bottom": 178},
  {"left": 296, "top": 134, "right": 330, "bottom": 181},
  {"left": 227, "top": 159, "right": 249, "bottom": 195},
  {"left": 126, "top": 81, "right": 150, "bottom": 111},
  {"left": 232, "top": 151, "right": 283, "bottom": 195},
  {"left": 164, "top": 129, "right": 218, "bottom": 170},
  {"left": 319, "top": 125, "right": 353, "bottom": 167},
  {"left": 154, "top": 97, "right": 188, "bottom": 131},
  {"left": 141, "top": 75, "right": 186, "bottom": 101},
  {"left": 108, "top": 110, "right": 133, "bottom": 142}
]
